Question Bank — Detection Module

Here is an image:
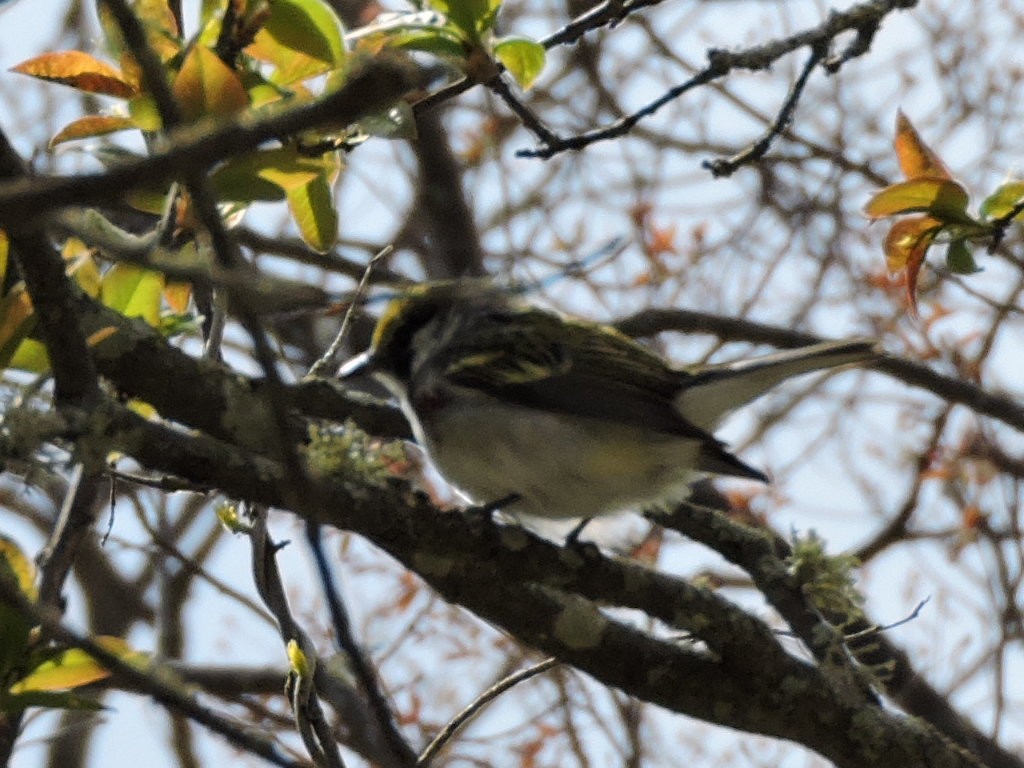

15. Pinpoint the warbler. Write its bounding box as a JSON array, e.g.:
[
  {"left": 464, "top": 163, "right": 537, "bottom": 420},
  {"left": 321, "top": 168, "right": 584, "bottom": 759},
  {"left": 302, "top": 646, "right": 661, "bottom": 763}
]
[{"left": 340, "top": 285, "right": 877, "bottom": 520}]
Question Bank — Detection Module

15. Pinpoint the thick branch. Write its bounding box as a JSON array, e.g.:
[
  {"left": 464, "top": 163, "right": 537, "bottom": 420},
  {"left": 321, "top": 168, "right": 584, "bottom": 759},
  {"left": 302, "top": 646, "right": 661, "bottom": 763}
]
[{"left": 77, "top": 396, "right": 992, "bottom": 768}]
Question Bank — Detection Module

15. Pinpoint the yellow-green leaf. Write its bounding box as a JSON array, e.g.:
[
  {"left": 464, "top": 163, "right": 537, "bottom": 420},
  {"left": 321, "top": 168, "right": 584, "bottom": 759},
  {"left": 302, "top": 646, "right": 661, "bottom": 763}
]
[
  {"left": 216, "top": 502, "right": 251, "bottom": 533},
  {"left": 100, "top": 264, "right": 165, "bottom": 326},
  {"left": 49, "top": 115, "right": 138, "bottom": 148},
  {"left": 492, "top": 36, "right": 545, "bottom": 89},
  {"left": 980, "top": 181, "right": 1024, "bottom": 221},
  {"left": 99, "top": 0, "right": 181, "bottom": 61},
  {"left": 0, "top": 536, "right": 37, "bottom": 682},
  {"left": 0, "top": 535, "right": 38, "bottom": 603},
  {"left": 247, "top": 0, "right": 346, "bottom": 85},
  {"left": 172, "top": 45, "right": 250, "bottom": 122},
  {"left": 0, "top": 231, "right": 8, "bottom": 290},
  {"left": 864, "top": 177, "right": 970, "bottom": 222},
  {"left": 128, "top": 95, "right": 163, "bottom": 131},
  {"left": 893, "top": 110, "right": 952, "bottom": 180},
  {"left": 64, "top": 243, "right": 103, "bottom": 299},
  {"left": 10, "top": 51, "right": 137, "bottom": 98},
  {"left": 0, "top": 286, "right": 36, "bottom": 369},
  {"left": 10, "top": 637, "right": 143, "bottom": 694},
  {"left": 288, "top": 172, "right": 338, "bottom": 252},
  {"left": 286, "top": 638, "right": 311, "bottom": 677},
  {"left": 8, "top": 340, "right": 50, "bottom": 373}
]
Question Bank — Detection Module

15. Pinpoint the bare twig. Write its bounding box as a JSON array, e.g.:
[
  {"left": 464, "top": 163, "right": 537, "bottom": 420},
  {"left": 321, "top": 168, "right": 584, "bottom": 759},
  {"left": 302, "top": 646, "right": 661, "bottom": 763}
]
[
  {"left": 248, "top": 503, "right": 348, "bottom": 768},
  {"left": 305, "top": 524, "right": 417, "bottom": 766},
  {"left": 308, "top": 245, "right": 392, "bottom": 379},
  {"left": 703, "top": 45, "right": 825, "bottom": 177},
  {"left": 415, "top": 659, "right": 560, "bottom": 767},
  {"left": 517, "top": 0, "right": 918, "bottom": 159}
]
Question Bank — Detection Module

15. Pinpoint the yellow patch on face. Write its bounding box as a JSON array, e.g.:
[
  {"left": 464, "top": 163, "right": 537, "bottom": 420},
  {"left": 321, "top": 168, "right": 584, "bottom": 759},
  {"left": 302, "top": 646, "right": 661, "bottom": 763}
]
[{"left": 371, "top": 298, "right": 412, "bottom": 350}]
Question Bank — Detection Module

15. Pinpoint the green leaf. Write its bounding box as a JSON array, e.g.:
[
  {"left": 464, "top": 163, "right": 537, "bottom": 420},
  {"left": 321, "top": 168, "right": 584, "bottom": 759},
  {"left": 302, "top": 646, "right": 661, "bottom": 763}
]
[
  {"left": 212, "top": 147, "right": 336, "bottom": 202},
  {"left": 979, "top": 181, "right": 1024, "bottom": 221},
  {"left": 864, "top": 177, "right": 972, "bottom": 223},
  {"left": 100, "top": 264, "right": 165, "bottom": 326},
  {"left": 432, "top": 0, "right": 501, "bottom": 39},
  {"left": 288, "top": 171, "right": 338, "bottom": 252},
  {"left": 492, "top": 36, "right": 545, "bottom": 89},
  {"left": 945, "top": 239, "right": 980, "bottom": 275},
  {"left": 247, "top": 0, "right": 346, "bottom": 84},
  {"left": 385, "top": 27, "right": 467, "bottom": 59},
  {"left": 1, "top": 690, "right": 105, "bottom": 713}
]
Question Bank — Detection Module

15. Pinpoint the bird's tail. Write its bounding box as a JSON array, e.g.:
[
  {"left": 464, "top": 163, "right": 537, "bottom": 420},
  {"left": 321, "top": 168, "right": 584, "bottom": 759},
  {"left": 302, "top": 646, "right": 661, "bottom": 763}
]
[{"left": 675, "top": 339, "right": 878, "bottom": 430}]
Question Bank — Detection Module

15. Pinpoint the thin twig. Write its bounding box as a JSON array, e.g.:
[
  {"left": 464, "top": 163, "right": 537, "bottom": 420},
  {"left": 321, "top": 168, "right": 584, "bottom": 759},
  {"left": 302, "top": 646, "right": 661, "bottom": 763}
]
[
  {"left": 306, "top": 524, "right": 417, "bottom": 766},
  {"left": 248, "top": 504, "right": 348, "bottom": 768},
  {"left": 842, "top": 598, "right": 932, "bottom": 642},
  {"left": 517, "top": 0, "right": 918, "bottom": 159},
  {"left": 415, "top": 658, "right": 560, "bottom": 767},
  {"left": 308, "top": 245, "right": 391, "bottom": 379},
  {"left": 703, "top": 45, "right": 825, "bottom": 177}
]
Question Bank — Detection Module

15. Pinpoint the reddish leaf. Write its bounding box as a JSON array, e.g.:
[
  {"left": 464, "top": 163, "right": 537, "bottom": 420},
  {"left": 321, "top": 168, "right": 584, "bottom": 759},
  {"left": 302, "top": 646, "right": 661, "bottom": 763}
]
[
  {"left": 163, "top": 282, "right": 193, "bottom": 314},
  {"left": 49, "top": 115, "right": 137, "bottom": 148},
  {"left": 884, "top": 215, "right": 940, "bottom": 314},
  {"left": 883, "top": 215, "right": 941, "bottom": 272},
  {"left": 893, "top": 110, "right": 952, "bottom": 180},
  {"left": 11, "top": 51, "right": 137, "bottom": 98},
  {"left": 647, "top": 223, "right": 677, "bottom": 257}
]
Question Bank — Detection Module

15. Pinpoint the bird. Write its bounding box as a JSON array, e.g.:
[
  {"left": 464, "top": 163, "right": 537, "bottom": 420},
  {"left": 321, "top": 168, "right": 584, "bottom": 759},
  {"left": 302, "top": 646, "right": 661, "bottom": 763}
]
[{"left": 340, "top": 283, "right": 877, "bottom": 520}]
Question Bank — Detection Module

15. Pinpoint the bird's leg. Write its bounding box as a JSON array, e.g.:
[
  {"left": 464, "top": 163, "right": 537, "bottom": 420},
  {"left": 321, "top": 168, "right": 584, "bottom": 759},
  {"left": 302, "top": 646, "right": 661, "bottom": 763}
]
[
  {"left": 564, "top": 517, "right": 593, "bottom": 547},
  {"left": 464, "top": 493, "right": 522, "bottom": 523}
]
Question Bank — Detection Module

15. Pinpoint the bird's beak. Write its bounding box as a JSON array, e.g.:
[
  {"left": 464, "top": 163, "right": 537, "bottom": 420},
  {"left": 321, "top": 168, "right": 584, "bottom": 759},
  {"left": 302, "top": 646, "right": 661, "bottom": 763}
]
[{"left": 338, "top": 350, "right": 375, "bottom": 379}]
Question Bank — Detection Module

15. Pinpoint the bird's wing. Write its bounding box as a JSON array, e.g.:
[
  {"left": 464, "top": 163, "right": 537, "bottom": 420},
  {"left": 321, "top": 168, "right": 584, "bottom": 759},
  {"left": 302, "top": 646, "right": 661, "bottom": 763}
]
[{"left": 440, "top": 308, "right": 767, "bottom": 481}]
